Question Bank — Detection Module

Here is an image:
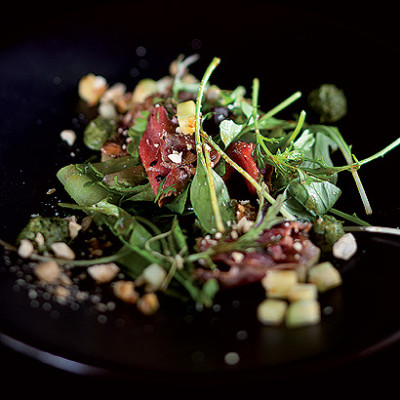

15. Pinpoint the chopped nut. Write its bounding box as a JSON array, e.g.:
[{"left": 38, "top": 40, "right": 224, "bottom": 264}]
[
  {"left": 53, "top": 285, "right": 70, "bottom": 299},
  {"left": 87, "top": 263, "right": 120, "bottom": 284},
  {"left": 34, "top": 232, "right": 45, "bottom": 249},
  {"left": 17, "top": 239, "right": 34, "bottom": 259},
  {"left": 34, "top": 260, "right": 61, "bottom": 284},
  {"left": 137, "top": 293, "right": 160, "bottom": 315},
  {"left": 68, "top": 219, "right": 82, "bottom": 239},
  {"left": 113, "top": 280, "right": 139, "bottom": 304},
  {"left": 78, "top": 73, "right": 108, "bottom": 105},
  {"left": 46, "top": 188, "right": 56, "bottom": 195},
  {"left": 50, "top": 242, "right": 75, "bottom": 260}
]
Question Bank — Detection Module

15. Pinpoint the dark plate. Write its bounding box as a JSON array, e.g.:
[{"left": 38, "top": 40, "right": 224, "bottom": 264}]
[{"left": 1, "top": 1, "right": 400, "bottom": 387}]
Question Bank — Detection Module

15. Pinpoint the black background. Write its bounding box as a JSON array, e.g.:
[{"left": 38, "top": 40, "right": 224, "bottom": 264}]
[{"left": 1, "top": 1, "right": 400, "bottom": 397}]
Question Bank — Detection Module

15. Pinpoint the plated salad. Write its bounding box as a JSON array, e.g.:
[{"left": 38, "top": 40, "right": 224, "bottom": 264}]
[{"left": 7, "top": 55, "right": 400, "bottom": 328}]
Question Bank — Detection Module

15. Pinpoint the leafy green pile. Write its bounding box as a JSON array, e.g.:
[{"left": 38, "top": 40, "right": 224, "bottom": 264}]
[{"left": 17, "top": 55, "right": 400, "bottom": 310}]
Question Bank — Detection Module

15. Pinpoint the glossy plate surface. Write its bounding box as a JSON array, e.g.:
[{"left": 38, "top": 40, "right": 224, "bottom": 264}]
[{"left": 1, "top": 3, "right": 400, "bottom": 385}]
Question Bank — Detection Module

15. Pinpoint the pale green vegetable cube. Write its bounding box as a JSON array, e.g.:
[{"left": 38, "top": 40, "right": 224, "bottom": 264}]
[
  {"left": 177, "top": 100, "right": 196, "bottom": 135},
  {"left": 257, "top": 299, "right": 288, "bottom": 326},
  {"left": 308, "top": 261, "right": 342, "bottom": 293},
  {"left": 287, "top": 283, "right": 318, "bottom": 302},
  {"left": 285, "top": 299, "right": 321, "bottom": 328},
  {"left": 262, "top": 269, "right": 298, "bottom": 298}
]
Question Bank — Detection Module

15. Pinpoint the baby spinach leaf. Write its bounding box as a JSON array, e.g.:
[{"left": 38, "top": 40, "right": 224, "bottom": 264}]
[
  {"left": 190, "top": 160, "right": 236, "bottom": 233},
  {"left": 219, "top": 119, "right": 243, "bottom": 148},
  {"left": 287, "top": 177, "right": 342, "bottom": 216},
  {"left": 83, "top": 116, "right": 116, "bottom": 151}
]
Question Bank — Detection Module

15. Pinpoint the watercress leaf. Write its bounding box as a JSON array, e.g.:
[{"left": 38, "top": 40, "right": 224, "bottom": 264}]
[
  {"left": 219, "top": 119, "right": 243, "bottom": 148},
  {"left": 190, "top": 160, "right": 236, "bottom": 233}
]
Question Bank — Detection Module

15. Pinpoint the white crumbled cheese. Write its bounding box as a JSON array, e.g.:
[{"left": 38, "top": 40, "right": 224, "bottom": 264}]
[
  {"left": 17, "top": 239, "right": 34, "bottom": 259},
  {"left": 87, "top": 263, "right": 120, "bottom": 284},
  {"left": 60, "top": 129, "right": 76, "bottom": 146},
  {"left": 167, "top": 152, "right": 183, "bottom": 164},
  {"left": 50, "top": 242, "right": 75, "bottom": 260}
]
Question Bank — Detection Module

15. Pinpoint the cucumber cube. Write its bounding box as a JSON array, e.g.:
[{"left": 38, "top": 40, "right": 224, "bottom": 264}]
[
  {"left": 308, "top": 261, "right": 342, "bottom": 293},
  {"left": 287, "top": 283, "right": 318, "bottom": 302},
  {"left": 285, "top": 299, "right": 321, "bottom": 328},
  {"left": 257, "top": 299, "right": 288, "bottom": 326},
  {"left": 262, "top": 269, "right": 298, "bottom": 298}
]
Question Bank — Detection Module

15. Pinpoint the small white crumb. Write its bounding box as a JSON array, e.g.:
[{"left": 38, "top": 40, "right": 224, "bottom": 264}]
[
  {"left": 167, "top": 152, "right": 183, "bottom": 164},
  {"left": 87, "top": 263, "right": 120, "bottom": 284},
  {"left": 231, "top": 252, "right": 245, "bottom": 264},
  {"left": 46, "top": 188, "right": 56, "bottom": 195},
  {"left": 60, "top": 129, "right": 76, "bottom": 146}
]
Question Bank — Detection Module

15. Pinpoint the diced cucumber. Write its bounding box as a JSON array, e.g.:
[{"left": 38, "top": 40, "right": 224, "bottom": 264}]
[
  {"left": 262, "top": 269, "right": 298, "bottom": 298},
  {"left": 257, "top": 299, "right": 288, "bottom": 326},
  {"left": 308, "top": 261, "right": 342, "bottom": 293},
  {"left": 177, "top": 100, "right": 196, "bottom": 135},
  {"left": 287, "top": 283, "right": 318, "bottom": 302},
  {"left": 285, "top": 299, "right": 321, "bottom": 328}
]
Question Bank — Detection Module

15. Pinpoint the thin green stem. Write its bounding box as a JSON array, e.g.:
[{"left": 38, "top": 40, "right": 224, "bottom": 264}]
[
  {"left": 282, "top": 110, "right": 307, "bottom": 148},
  {"left": 202, "top": 130, "right": 295, "bottom": 220},
  {"left": 194, "top": 56, "right": 225, "bottom": 232},
  {"left": 241, "top": 91, "right": 302, "bottom": 135},
  {"left": 358, "top": 136, "right": 400, "bottom": 166}
]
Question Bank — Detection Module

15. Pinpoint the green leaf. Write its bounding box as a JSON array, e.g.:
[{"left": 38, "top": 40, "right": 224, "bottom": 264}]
[
  {"left": 165, "top": 183, "right": 190, "bottom": 214},
  {"left": 287, "top": 177, "right": 342, "bottom": 216},
  {"left": 190, "top": 160, "right": 236, "bottom": 233},
  {"left": 219, "top": 119, "right": 243, "bottom": 148},
  {"left": 127, "top": 110, "right": 150, "bottom": 157},
  {"left": 295, "top": 128, "right": 338, "bottom": 183},
  {"left": 83, "top": 116, "right": 116, "bottom": 151}
]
